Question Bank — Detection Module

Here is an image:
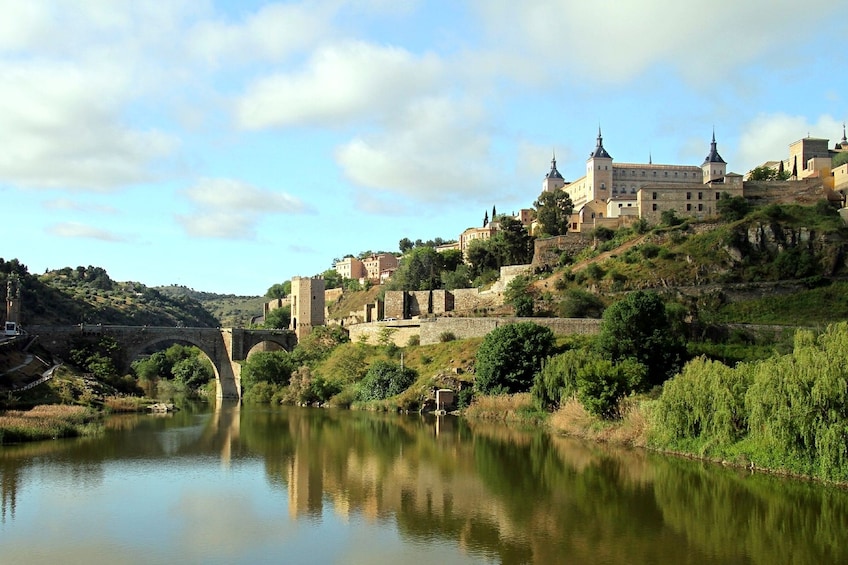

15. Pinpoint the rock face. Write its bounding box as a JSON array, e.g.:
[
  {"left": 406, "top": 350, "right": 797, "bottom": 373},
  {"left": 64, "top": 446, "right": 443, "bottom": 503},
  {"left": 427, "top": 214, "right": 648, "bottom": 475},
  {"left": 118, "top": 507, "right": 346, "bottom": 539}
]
[{"left": 724, "top": 222, "right": 848, "bottom": 275}]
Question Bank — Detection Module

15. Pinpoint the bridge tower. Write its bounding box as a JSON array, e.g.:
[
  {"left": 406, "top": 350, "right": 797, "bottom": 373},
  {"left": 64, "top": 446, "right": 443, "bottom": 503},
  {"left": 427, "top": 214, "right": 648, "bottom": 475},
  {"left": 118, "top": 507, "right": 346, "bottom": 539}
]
[
  {"left": 289, "top": 276, "right": 325, "bottom": 340},
  {"left": 5, "top": 275, "right": 21, "bottom": 324}
]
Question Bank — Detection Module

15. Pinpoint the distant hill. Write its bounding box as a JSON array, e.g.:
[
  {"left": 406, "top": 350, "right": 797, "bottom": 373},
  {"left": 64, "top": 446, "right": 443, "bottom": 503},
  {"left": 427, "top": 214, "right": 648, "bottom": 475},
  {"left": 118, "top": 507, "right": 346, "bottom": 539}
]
[
  {"left": 2, "top": 262, "right": 221, "bottom": 328},
  {"left": 154, "top": 285, "right": 266, "bottom": 327}
]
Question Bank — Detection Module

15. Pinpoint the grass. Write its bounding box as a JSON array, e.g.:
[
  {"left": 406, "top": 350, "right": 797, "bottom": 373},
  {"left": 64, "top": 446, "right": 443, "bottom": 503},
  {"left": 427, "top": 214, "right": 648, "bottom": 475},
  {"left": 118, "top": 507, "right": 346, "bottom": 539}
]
[
  {"left": 0, "top": 405, "right": 101, "bottom": 444},
  {"left": 548, "top": 396, "right": 651, "bottom": 447},
  {"left": 464, "top": 393, "right": 547, "bottom": 426}
]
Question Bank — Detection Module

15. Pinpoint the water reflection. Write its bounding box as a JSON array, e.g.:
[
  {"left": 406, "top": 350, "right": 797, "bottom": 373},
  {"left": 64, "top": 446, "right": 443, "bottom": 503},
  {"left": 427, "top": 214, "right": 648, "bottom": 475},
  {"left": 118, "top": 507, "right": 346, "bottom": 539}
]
[{"left": 2, "top": 404, "right": 848, "bottom": 564}]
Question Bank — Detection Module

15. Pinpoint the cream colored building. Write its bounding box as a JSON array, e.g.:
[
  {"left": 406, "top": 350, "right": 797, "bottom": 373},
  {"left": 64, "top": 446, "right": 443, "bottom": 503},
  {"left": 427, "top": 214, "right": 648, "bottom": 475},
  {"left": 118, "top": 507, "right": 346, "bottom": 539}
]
[
  {"left": 289, "top": 276, "right": 325, "bottom": 339},
  {"left": 544, "top": 129, "right": 734, "bottom": 231},
  {"left": 335, "top": 256, "right": 366, "bottom": 280}
]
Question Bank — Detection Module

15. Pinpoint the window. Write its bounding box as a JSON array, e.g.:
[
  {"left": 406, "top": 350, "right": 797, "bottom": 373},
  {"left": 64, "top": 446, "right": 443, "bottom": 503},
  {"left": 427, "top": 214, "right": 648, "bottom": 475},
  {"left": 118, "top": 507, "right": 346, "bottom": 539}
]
[
  {"left": 684, "top": 172, "right": 687, "bottom": 178},
  {"left": 653, "top": 171, "right": 657, "bottom": 176},
  {"left": 601, "top": 183, "right": 606, "bottom": 190},
  {"left": 652, "top": 192, "right": 657, "bottom": 200},
  {"left": 698, "top": 192, "right": 703, "bottom": 199},
  {"left": 686, "top": 204, "right": 692, "bottom": 211},
  {"left": 698, "top": 203, "right": 703, "bottom": 211},
  {"left": 664, "top": 171, "right": 668, "bottom": 177},
  {"left": 674, "top": 172, "right": 678, "bottom": 177},
  {"left": 652, "top": 203, "right": 657, "bottom": 211},
  {"left": 715, "top": 192, "right": 720, "bottom": 200},
  {"left": 686, "top": 192, "right": 691, "bottom": 200},
  {"left": 642, "top": 171, "right": 645, "bottom": 176}
]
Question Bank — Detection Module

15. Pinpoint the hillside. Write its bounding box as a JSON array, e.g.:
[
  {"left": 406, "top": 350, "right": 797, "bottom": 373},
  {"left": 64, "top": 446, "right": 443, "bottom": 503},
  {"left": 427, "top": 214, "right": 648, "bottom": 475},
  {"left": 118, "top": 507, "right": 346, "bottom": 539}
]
[
  {"left": 154, "top": 285, "right": 266, "bottom": 327},
  {"left": 2, "top": 262, "right": 220, "bottom": 328}
]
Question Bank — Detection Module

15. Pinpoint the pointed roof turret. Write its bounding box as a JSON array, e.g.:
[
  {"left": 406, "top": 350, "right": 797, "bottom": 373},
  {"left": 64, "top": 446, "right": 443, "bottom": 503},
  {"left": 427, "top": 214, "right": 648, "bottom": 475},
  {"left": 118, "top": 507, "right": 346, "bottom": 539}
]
[
  {"left": 590, "top": 127, "right": 612, "bottom": 159},
  {"left": 702, "top": 129, "right": 726, "bottom": 165},
  {"left": 545, "top": 150, "right": 564, "bottom": 180},
  {"left": 840, "top": 122, "right": 847, "bottom": 149}
]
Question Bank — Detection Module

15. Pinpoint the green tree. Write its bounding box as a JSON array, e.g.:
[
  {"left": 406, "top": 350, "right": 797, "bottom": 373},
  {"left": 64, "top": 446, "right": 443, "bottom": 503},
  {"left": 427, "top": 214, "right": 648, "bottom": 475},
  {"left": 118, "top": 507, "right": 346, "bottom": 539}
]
[
  {"left": 399, "top": 237, "right": 414, "bottom": 253},
  {"left": 534, "top": 189, "right": 574, "bottom": 236},
  {"left": 474, "top": 322, "right": 556, "bottom": 395},
  {"left": 172, "top": 356, "right": 214, "bottom": 390},
  {"left": 491, "top": 217, "right": 534, "bottom": 266},
  {"left": 596, "top": 291, "right": 686, "bottom": 388},
  {"left": 266, "top": 282, "right": 290, "bottom": 299},
  {"left": 357, "top": 360, "right": 417, "bottom": 401},
  {"left": 264, "top": 305, "right": 291, "bottom": 329},
  {"left": 389, "top": 246, "right": 443, "bottom": 290},
  {"left": 748, "top": 165, "right": 790, "bottom": 181},
  {"left": 504, "top": 275, "right": 535, "bottom": 317},
  {"left": 576, "top": 358, "right": 647, "bottom": 419},
  {"left": 716, "top": 193, "right": 750, "bottom": 221},
  {"left": 241, "top": 350, "right": 295, "bottom": 392},
  {"left": 320, "top": 268, "right": 343, "bottom": 289}
]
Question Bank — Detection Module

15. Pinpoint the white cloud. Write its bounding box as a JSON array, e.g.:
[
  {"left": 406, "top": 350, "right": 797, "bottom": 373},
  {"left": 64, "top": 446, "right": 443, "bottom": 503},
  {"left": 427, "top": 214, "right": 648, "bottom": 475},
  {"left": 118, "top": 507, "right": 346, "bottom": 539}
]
[
  {"left": 336, "top": 97, "right": 501, "bottom": 205},
  {"left": 0, "top": 61, "right": 179, "bottom": 190},
  {"left": 47, "top": 222, "right": 128, "bottom": 242},
  {"left": 736, "top": 113, "right": 844, "bottom": 173},
  {"left": 469, "top": 0, "right": 834, "bottom": 86},
  {"left": 187, "top": 2, "right": 334, "bottom": 66},
  {"left": 178, "top": 177, "right": 311, "bottom": 239},
  {"left": 235, "top": 41, "right": 445, "bottom": 129}
]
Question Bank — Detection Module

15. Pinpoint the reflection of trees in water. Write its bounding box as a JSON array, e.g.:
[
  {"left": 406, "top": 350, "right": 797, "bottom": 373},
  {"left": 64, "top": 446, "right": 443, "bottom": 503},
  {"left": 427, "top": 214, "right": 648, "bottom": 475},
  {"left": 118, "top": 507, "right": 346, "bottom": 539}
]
[
  {"left": 653, "top": 458, "right": 848, "bottom": 565},
  {"left": 238, "top": 407, "right": 848, "bottom": 565}
]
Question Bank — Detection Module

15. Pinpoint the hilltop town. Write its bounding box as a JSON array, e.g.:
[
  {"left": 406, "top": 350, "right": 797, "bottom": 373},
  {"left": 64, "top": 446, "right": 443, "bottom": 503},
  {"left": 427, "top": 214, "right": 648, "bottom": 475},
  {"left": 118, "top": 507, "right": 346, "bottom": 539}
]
[{"left": 265, "top": 127, "right": 848, "bottom": 342}]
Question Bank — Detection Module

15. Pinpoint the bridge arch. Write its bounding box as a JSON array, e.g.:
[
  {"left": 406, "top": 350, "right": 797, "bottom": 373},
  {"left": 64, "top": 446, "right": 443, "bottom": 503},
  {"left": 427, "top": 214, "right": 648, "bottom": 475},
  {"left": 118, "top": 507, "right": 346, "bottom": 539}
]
[{"left": 28, "top": 325, "right": 297, "bottom": 400}]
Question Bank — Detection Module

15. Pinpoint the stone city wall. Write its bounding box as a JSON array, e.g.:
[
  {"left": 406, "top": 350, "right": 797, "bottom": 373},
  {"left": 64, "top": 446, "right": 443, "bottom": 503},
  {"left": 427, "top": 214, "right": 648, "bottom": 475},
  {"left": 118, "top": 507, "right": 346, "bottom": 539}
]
[
  {"left": 348, "top": 317, "right": 602, "bottom": 346},
  {"left": 742, "top": 179, "right": 827, "bottom": 206},
  {"left": 533, "top": 233, "right": 593, "bottom": 268}
]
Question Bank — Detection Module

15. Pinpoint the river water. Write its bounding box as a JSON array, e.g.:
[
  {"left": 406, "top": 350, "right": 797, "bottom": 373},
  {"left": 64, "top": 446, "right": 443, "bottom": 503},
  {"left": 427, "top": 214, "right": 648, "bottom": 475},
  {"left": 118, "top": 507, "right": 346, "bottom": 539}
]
[{"left": 1, "top": 402, "right": 847, "bottom": 565}]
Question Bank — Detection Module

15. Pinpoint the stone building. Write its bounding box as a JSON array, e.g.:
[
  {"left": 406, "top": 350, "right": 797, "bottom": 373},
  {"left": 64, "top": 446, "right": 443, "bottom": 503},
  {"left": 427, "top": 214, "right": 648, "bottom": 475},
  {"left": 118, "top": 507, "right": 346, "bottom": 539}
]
[
  {"left": 335, "top": 257, "right": 366, "bottom": 280},
  {"left": 289, "top": 276, "right": 325, "bottom": 340},
  {"left": 538, "top": 128, "right": 744, "bottom": 231}
]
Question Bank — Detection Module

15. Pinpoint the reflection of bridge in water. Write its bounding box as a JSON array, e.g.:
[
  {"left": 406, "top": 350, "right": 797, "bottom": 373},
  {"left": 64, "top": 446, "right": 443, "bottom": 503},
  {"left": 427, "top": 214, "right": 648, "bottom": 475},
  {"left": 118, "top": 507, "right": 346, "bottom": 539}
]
[{"left": 26, "top": 325, "right": 297, "bottom": 399}]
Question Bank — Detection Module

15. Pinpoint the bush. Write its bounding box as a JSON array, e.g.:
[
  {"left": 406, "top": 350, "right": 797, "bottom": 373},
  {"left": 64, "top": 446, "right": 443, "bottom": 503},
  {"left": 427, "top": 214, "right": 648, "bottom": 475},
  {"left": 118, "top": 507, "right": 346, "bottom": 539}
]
[
  {"left": 576, "top": 358, "right": 646, "bottom": 419},
  {"left": 558, "top": 289, "right": 604, "bottom": 318},
  {"left": 531, "top": 348, "right": 595, "bottom": 410},
  {"left": 407, "top": 335, "right": 420, "bottom": 347},
  {"left": 357, "top": 360, "right": 417, "bottom": 401},
  {"left": 439, "top": 331, "right": 457, "bottom": 342},
  {"left": 475, "top": 322, "right": 556, "bottom": 395}
]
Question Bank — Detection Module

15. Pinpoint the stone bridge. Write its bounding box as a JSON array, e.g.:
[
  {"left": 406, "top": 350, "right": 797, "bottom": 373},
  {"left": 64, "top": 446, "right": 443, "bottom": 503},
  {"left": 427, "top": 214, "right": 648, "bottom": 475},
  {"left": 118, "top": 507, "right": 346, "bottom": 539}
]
[{"left": 26, "top": 324, "right": 297, "bottom": 399}]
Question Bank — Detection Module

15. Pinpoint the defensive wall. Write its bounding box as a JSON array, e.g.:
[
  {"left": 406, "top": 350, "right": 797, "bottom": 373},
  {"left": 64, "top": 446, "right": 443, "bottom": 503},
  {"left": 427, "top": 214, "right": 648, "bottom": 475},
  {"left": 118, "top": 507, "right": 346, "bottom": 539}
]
[{"left": 348, "top": 317, "right": 602, "bottom": 346}]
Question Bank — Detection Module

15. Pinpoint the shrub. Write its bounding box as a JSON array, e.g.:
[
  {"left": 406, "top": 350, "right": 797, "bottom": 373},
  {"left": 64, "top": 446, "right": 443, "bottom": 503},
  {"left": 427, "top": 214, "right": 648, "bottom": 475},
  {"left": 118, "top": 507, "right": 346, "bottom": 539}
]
[
  {"left": 357, "top": 360, "right": 417, "bottom": 401},
  {"left": 531, "top": 348, "right": 596, "bottom": 410},
  {"left": 407, "top": 335, "right": 420, "bottom": 347},
  {"left": 439, "top": 331, "right": 457, "bottom": 342},
  {"left": 474, "top": 322, "right": 556, "bottom": 395},
  {"left": 584, "top": 263, "right": 605, "bottom": 281},
  {"left": 639, "top": 243, "right": 661, "bottom": 259},
  {"left": 558, "top": 288, "right": 604, "bottom": 318},
  {"left": 576, "top": 358, "right": 647, "bottom": 419}
]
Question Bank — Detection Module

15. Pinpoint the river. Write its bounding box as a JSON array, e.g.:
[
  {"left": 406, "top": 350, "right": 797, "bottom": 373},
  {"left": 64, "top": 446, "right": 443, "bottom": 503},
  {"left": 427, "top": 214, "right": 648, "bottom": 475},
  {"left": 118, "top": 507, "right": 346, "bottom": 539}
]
[{"left": 1, "top": 402, "right": 847, "bottom": 565}]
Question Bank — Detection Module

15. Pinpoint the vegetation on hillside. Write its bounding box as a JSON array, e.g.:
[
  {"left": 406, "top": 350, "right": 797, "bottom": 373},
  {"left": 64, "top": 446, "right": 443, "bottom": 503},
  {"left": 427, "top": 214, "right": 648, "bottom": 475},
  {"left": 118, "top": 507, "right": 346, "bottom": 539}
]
[{"left": 1, "top": 260, "right": 221, "bottom": 327}]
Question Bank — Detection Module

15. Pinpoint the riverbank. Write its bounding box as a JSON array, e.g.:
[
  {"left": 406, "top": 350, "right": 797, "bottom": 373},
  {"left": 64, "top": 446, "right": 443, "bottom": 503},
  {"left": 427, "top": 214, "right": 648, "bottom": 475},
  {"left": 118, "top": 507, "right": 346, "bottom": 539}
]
[{"left": 0, "top": 405, "right": 101, "bottom": 443}]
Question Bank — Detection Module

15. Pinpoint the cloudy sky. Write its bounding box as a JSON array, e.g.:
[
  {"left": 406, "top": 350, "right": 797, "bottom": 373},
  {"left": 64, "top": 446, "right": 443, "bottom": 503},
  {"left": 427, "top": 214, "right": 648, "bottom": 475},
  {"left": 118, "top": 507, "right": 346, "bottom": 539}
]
[{"left": 3, "top": 0, "right": 845, "bottom": 295}]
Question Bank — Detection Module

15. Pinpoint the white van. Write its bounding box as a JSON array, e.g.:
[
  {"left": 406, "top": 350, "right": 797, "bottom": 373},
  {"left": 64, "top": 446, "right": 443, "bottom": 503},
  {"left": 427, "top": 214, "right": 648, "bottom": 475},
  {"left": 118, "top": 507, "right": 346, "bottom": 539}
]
[{"left": 4, "top": 321, "right": 19, "bottom": 336}]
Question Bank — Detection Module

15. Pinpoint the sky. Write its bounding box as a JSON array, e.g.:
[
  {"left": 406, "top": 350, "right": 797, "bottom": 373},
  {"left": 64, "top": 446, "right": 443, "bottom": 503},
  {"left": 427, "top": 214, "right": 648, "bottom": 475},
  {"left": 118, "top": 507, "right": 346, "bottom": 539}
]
[{"left": 3, "top": 0, "right": 846, "bottom": 296}]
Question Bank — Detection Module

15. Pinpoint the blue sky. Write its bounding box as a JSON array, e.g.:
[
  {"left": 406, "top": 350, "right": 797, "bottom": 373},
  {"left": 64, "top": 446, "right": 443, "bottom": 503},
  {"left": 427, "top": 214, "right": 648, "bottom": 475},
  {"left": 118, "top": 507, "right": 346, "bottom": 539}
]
[{"left": 3, "top": 0, "right": 845, "bottom": 295}]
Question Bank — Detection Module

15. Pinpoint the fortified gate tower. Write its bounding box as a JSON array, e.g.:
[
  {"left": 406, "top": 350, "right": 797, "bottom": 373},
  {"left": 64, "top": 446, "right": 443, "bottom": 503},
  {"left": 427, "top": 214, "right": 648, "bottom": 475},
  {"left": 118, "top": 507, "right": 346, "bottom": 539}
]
[{"left": 289, "top": 276, "right": 325, "bottom": 340}]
